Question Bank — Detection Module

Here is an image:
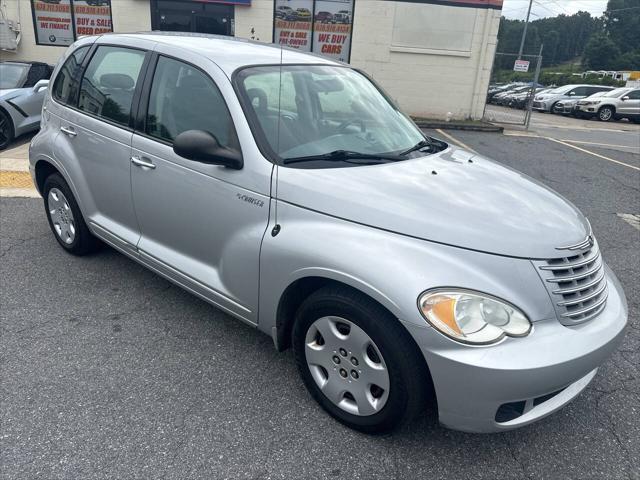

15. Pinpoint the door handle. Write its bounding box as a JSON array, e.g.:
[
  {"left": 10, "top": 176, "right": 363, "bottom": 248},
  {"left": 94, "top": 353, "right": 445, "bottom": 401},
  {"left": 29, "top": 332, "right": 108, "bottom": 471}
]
[
  {"left": 131, "top": 155, "right": 156, "bottom": 169},
  {"left": 60, "top": 126, "right": 77, "bottom": 137}
]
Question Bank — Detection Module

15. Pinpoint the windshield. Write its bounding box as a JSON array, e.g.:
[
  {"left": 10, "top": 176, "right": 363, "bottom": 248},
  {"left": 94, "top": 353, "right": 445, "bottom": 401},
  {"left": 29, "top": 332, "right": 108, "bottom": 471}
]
[
  {"left": 602, "top": 88, "right": 630, "bottom": 98},
  {"left": 0, "top": 63, "right": 29, "bottom": 89},
  {"left": 235, "top": 65, "right": 426, "bottom": 165},
  {"left": 548, "top": 85, "right": 573, "bottom": 95}
]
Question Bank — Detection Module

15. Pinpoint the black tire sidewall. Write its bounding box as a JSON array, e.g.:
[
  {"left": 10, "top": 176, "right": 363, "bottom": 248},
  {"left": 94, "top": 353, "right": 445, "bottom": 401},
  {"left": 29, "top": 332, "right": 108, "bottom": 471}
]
[
  {"left": 0, "top": 109, "right": 15, "bottom": 150},
  {"left": 292, "top": 290, "right": 417, "bottom": 434},
  {"left": 43, "top": 173, "right": 96, "bottom": 255}
]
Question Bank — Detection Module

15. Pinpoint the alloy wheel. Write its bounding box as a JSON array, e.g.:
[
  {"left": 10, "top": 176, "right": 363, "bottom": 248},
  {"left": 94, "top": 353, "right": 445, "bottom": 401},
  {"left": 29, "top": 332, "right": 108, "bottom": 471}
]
[
  {"left": 304, "top": 316, "right": 390, "bottom": 416},
  {"left": 599, "top": 107, "right": 613, "bottom": 121}
]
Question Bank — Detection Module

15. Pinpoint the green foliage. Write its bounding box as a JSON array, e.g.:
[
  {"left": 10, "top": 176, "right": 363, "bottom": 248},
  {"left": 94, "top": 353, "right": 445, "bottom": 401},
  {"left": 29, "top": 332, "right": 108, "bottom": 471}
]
[
  {"left": 497, "top": 0, "right": 640, "bottom": 72},
  {"left": 583, "top": 34, "right": 621, "bottom": 70},
  {"left": 492, "top": 69, "right": 625, "bottom": 87}
]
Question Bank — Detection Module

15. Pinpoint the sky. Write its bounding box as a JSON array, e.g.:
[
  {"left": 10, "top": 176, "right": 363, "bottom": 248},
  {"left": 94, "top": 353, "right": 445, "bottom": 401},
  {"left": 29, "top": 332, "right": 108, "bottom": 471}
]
[{"left": 501, "top": 0, "right": 609, "bottom": 19}]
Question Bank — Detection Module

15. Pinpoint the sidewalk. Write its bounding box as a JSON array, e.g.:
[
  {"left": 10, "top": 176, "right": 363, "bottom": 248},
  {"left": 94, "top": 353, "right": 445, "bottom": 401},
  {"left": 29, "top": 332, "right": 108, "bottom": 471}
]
[{"left": 0, "top": 137, "right": 39, "bottom": 198}]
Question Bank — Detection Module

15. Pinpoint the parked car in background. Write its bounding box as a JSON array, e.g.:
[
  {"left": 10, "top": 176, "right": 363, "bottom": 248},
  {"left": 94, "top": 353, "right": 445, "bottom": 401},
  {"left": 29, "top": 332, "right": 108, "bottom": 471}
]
[
  {"left": 553, "top": 98, "right": 581, "bottom": 116},
  {"left": 532, "top": 84, "right": 615, "bottom": 113},
  {"left": 334, "top": 9, "right": 351, "bottom": 23},
  {"left": 275, "top": 5, "right": 295, "bottom": 20},
  {"left": 0, "top": 61, "right": 53, "bottom": 150},
  {"left": 486, "top": 82, "right": 523, "bottom": 103},
  {"left": 575, "top": 87, "right": 640, "bottom": 123},
  {"left": 494, "top": 85, "right": 532, "bottom": 106},
  {"left": 30, "top": 33, "right": 628, "bottom": 434},
  {"left": 295, "top": 8, "right": 312, "bottom": 21},
  {"left": 509, "top": 87, "right": 549, "bottom": 109},
  {"left": 85, "top": 0, "right": 110, "bottom": 5},
  {"left": 314, "top": 11, "right": 333, "bottom": 23}
]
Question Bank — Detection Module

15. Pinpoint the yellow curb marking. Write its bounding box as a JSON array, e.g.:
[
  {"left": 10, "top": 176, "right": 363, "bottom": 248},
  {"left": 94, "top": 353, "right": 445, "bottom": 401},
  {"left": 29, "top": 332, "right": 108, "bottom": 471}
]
[
  {"left": 0, "top": 170, "right": 36, "bottom": 189},
  {"left": 435, "top": 129, "right": 478, "bottom": 154}
]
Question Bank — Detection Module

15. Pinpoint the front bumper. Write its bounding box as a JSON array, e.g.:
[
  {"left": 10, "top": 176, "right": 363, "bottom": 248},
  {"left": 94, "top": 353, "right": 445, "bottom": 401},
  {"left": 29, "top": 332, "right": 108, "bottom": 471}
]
[{"left": 403, "top": 266, "right": 627, "bottom": 433}]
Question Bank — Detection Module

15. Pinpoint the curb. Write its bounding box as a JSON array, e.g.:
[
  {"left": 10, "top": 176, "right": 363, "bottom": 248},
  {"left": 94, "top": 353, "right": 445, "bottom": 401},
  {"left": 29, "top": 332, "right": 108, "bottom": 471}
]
[{"left": 413, "top": 119, "right": 504, "bottom": 132}]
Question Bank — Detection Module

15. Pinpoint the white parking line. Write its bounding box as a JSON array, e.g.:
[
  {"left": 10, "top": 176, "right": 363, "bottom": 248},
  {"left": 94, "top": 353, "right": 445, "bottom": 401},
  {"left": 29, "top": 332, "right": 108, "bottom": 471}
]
[
  {"left": 617, "top": 213, "right": 640, "bottom": 231},
  {"left": 435, "top": 129, "right": 478, "bottom": 154},
  {"left": 559, "top": 139, "right": 640, "bottom": 153},
  {"left": 546, "top": 138, "right": 640, "bottom": 171}
]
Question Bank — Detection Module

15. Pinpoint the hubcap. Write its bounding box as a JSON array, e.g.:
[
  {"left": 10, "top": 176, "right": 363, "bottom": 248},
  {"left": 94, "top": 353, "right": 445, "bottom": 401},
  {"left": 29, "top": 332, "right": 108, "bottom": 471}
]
[
  {"left": 304, "top": 316, "right": 390, "bottom": 416},
  {"left": 600, "top": 109, "right": 612, "bottom": 120},
  {"left": 47, "top": 188, "right": 76, "bottom": 244}
]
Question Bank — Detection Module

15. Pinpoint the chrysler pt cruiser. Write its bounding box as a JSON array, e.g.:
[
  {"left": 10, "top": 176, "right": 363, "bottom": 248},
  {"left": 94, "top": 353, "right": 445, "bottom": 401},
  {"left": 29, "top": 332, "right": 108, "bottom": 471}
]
[{"left": 30, "top": 33, "right": 628, "bottom": 434}]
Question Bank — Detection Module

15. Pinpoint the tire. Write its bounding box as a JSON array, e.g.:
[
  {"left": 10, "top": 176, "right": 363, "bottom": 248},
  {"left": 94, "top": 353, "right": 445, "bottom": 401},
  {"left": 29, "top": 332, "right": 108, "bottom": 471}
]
[
  {"left": 0, "top": 109, "right": 15, "bottom": 150},
  {"left": 43, "top": 173, "right": 100, "bottom": 255},
  {"left": 292, "top": 286, "right": 431, "bottom": 434},
  {"left": 598, "top": 106, "right": 615, "bottom": 122},
  {"left": 631, "top": 118, "right": 640, "bottom": 124}
]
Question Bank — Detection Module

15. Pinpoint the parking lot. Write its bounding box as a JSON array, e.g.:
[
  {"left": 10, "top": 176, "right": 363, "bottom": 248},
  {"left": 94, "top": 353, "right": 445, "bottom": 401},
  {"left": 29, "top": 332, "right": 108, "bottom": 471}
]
[{"left": 1, "top": 126, "right": 639, "bottom": 479}]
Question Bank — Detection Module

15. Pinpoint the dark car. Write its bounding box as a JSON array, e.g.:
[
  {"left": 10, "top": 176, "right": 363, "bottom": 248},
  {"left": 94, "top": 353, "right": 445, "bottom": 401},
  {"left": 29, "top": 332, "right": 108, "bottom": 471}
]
[{"left": 315, "top": 11, "right": 333, "bottom": 23}]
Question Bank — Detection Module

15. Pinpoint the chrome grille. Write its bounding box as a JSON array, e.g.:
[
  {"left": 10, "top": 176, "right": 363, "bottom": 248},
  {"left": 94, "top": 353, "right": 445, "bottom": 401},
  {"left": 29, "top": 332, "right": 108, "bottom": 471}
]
[{"left": 534, "top": 241, "right": 608, "bottom": 325}]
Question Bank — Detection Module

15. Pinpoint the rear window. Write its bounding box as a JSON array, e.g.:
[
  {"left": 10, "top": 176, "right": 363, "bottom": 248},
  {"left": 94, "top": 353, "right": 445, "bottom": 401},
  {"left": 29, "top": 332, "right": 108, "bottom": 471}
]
[{"left": 53, "top": 46, "right": 90, "bottom": 105}]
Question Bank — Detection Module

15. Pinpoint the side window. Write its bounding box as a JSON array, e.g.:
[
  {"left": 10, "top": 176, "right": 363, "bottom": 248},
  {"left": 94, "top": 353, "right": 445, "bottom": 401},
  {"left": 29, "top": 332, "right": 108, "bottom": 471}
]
[
  {"left": 24, "top": 64, "right": 50, "bottom": 87},
  {"left": 626, "top": 90, "right": 640, "bottom": 100},
  {"left": 52, "top": 46, "right": 90, "bottom": 105},
  {"left": 78, "top": 46, "right": 146, "bottom": 126},
  {"left": 589, "top": 87, "right": 607, "bottom": 95},
  {"left": 570, "top": 87, "right": 588, "bottom": 96},
  {"left": 146, "top": 56, "right": 239, "bottom": 149}
]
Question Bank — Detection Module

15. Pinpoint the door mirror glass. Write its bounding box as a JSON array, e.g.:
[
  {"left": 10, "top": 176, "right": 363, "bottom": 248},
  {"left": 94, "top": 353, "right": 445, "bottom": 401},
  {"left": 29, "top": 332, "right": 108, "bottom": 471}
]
[
  {"left": 622, "top": 96, "right": 629, "bottom": 101},
  {"left": 173, "top": 130, "right": 243, "bottom": 169},
  {"left": 569, "top": 91, "right": 576, "bottom": 95}
]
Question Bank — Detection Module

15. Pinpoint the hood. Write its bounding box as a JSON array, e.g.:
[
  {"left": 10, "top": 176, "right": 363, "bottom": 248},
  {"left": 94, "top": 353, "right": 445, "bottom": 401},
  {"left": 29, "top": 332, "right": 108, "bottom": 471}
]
[
  {"left": 0, "top": 88, "right": 25, "bottom": 100},
  {"left": 276, "top": 146, "right": 590, "bottom": 259}
]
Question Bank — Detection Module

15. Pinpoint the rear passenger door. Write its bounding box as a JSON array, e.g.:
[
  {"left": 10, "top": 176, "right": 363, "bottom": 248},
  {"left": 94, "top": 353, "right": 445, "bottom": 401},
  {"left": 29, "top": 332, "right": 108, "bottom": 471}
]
[
  {"left": 130, "top": 53, "right": 270, "bottom": 324},
  {"left": 618, "top": 89, "right": 640, "bottom": 116},
  {"left": 55, "top": 39, "right": 152, "bottom": 251}
]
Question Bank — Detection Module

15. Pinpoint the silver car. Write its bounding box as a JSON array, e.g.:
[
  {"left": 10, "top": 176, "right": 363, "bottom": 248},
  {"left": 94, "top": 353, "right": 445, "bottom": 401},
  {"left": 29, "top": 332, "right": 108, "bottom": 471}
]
[
  {"left": 0, "top": 61, "right": 52, "bottom": 149},
  {"left": 532, "top": 84, "right": 615, "bottom": 113},
  {"left": 29, "top": 33, "right": 628, "bottom": 434},
  {"left": 575, "top": 87, "right": 640, "bottom": 123}
]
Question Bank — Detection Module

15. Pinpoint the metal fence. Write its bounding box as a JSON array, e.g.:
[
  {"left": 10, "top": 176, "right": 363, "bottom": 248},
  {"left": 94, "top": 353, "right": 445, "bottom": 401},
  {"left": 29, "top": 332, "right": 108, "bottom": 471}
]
[{"left": 483, "top": 52, "right": 543, "bottom": 127}]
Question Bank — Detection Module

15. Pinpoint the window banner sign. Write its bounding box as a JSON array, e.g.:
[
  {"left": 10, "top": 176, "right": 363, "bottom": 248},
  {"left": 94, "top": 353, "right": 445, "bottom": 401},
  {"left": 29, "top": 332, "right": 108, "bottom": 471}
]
[
  {"left": 73, "top": 0, "right": 113, "bottom": 37},
  {"left": 273, "top": 0, "right": 355, "bottom": 62},
  {"left": 274, "top": 0, "right": 313, "bottom": 52},
  {"left": 312, "top": 0, "right": 353, "bottom": 62},
  {"left": 31, "top": 0, "right": 113, "bottom": 46},
  {"left": 31, "top": 0, "right": 74, "bottom": 46}
]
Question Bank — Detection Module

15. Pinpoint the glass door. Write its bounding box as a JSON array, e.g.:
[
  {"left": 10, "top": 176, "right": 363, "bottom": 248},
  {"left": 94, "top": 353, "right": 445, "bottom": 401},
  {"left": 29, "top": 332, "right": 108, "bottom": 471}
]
[{"left": 151, "top": 1, "right": 234, "bottom": 36}]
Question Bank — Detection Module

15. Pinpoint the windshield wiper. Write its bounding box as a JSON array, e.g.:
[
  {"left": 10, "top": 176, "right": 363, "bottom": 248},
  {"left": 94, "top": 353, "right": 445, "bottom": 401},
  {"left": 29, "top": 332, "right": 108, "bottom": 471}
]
[
  {"left": 282, "top": 150, "right": 403, "bottom": 165},
  {"left": 398, "top": 139, "right": 433, "bottom": 156}
]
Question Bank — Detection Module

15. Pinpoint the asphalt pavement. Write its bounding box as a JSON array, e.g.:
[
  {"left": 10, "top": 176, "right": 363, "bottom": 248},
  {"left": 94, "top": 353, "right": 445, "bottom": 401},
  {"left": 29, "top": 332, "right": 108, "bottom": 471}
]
[{"left": 1, "top": 130, "right": 639, "bottom": 479}]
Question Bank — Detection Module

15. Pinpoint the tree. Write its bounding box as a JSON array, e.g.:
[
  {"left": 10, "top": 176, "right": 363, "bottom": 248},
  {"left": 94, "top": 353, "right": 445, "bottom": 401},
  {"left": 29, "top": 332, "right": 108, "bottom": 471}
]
[{"left": 583, "top": 34, "right": 621, "bottom": 70}]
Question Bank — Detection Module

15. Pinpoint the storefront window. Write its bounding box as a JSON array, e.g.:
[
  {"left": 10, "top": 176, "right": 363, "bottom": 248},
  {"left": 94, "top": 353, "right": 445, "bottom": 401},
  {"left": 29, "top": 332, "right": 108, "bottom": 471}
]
[
  {"left": 151, "top": 0, "right": 235, "bottom": 36},
  {"left": 274, "top": 0, "right": 355, "bottom": 63}
]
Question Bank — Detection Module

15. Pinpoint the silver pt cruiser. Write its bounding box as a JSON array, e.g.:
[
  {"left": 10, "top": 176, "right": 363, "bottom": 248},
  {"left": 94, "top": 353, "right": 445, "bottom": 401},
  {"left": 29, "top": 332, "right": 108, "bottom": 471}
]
[{"left": 30, "top": 33, "right": 628, "bottom": 434}]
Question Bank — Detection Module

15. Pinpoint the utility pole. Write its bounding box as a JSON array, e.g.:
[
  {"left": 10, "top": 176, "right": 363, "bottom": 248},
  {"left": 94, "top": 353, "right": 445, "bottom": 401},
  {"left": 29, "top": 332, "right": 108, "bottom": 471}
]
[{"left": 517, "top": 0, "right": 533, "bottom": 59}]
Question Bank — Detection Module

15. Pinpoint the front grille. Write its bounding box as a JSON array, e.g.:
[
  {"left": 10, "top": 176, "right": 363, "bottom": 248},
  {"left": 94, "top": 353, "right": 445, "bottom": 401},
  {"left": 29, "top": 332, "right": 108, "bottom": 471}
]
[
  {"left": 532, "top": 101, "right": 542, "bottom": 108},
  {"left": 534, "top": 241, "right": 608, "bottom": 325}
]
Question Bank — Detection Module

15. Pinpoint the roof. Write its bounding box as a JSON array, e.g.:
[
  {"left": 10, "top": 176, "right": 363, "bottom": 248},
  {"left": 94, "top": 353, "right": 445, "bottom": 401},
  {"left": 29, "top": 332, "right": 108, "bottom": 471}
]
[{"left": 103, "top": 32, "right": 342, "bottom": 76}]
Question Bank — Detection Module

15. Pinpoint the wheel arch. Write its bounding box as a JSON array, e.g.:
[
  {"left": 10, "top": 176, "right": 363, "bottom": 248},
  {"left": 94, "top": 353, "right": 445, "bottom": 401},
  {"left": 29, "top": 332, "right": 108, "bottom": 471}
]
[
  {"left": 34, "top": 158, "right": 61, "bottom": 194},
  {"left": 274, "top": 273, "right": 404, "bottom": 353}
]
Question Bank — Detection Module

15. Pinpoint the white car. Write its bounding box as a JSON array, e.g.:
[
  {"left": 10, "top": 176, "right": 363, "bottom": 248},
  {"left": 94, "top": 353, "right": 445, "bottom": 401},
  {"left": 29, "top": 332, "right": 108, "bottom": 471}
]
[{"left": 575, "top": 87, "right": 640, "bottom": 122}]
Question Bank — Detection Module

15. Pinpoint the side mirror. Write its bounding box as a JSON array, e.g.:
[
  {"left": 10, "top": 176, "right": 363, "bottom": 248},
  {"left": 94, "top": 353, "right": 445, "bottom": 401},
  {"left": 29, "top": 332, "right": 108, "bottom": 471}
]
[
  {"left": 622, "top": 96, "right": 629, "bottom": 101},
  {"left": 33, "top": 79, "right": 49, "bottom": 93},
  {"left": 173, "top": 130, "right": 243, "bottom": 170},
  {"left": 569, "top": 91, "right": 575, "bottom": 96}
]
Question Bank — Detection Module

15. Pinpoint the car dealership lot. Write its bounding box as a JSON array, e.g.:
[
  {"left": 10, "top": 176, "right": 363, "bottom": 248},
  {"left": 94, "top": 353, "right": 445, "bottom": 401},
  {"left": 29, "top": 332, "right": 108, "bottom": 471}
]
[{"left": 1, "top": 130, "right": 639, "bottom": 479}]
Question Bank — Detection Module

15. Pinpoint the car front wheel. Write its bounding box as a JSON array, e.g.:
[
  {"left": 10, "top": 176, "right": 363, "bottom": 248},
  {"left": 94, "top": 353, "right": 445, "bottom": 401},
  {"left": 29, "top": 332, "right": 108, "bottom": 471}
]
[
  {"left": 598, "top": 106, "right": 615, "bottom": 122},
  {"left": 292, "top": 286, "right": 431, "bottom": 434},
  {"left": 0, "top": 109, "right": 15, "bottom": 150}
]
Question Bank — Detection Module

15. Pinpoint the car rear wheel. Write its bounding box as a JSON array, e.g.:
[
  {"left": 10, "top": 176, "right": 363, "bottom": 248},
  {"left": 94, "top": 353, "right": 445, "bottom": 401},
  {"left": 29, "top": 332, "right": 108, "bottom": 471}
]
[
  {"left": 0, "top": 109, "right": 15, "bottom": 150},
  {"left": 43, "top": 173, "right": 101, "bottom": 255},
  {"left": 598, "top": 106, "right": 614, "bottom": 122},
  {"left": 292, "top": 286, "right": 431, "bottom": 434}
]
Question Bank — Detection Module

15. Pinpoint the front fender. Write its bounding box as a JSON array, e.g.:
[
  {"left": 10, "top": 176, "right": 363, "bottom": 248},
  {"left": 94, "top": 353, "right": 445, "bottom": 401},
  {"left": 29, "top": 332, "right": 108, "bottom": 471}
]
[{"left": 257, "top": 201, "right": 556, "bottom": 343}]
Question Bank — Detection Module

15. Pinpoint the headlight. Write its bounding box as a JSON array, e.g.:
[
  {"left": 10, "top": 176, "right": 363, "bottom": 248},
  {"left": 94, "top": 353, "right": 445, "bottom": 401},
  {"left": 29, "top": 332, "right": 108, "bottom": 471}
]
[
  {"left": 580, "top": 101, "right": 598, "bottom": 106},
  {"left": 418, "top": 290, "right": 531, "bottom": 345}
]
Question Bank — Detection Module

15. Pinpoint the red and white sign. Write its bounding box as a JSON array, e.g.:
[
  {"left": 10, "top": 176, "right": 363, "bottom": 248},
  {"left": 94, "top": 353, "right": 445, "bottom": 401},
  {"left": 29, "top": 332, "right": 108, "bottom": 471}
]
[
  {"left": 31, "top": 0, "right": 74, "bottom": 46},
  {"left": 274, "top": 0, "right": 313, "bottom": 51},
  {"left": 312, "top": 0, "right": 353, "bottom": 63},
  {"left": 73, "top": 0, "right": 113, "bottom": 38},
  {"left": 513, "top": 59, "right": 530, "bottom": 72}
]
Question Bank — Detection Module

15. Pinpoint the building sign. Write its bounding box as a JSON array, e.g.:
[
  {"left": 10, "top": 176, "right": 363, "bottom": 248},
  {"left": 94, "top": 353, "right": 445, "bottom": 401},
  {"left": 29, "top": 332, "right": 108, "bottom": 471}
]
[
  {"left": 313, "top": 0, "right": 353, "bottom": 62},
  {"left": 274, "top": 0, "right": 313, "bottom": 51},
  {"left": 513, "top": 59, "right": 530, "bottom": 72},
  {"left": 394, "top": 0, "right": 503, "bottom": 8},
  {"left": 73, "top": 0, "right": 113, "bottom": 37},
  {"left": 31, "top": 0, "right": 113, "bottom": 46},
  {"left": 31, "top": 0, "right": 74, "bottom": 46},
  {"left": 274, "top": 0, "right": 355, "bottom": 62}
]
